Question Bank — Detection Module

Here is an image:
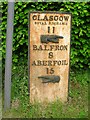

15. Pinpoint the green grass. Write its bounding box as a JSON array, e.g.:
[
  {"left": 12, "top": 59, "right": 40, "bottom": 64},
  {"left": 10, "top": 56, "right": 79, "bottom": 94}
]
[{"left": 2, "top": 64, "right": 89, "bottom": 118}]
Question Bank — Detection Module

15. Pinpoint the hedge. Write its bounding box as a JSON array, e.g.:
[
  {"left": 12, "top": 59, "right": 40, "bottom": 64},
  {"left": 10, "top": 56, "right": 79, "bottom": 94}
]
[{"left": 1, "top": 2, "right": 90, "bottom": 69}]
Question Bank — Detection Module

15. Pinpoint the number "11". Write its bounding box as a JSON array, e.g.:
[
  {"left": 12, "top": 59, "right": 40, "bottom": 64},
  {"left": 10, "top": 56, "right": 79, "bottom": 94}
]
[{"left": 48, "top": 26, "right": 55, "bottom": 33}]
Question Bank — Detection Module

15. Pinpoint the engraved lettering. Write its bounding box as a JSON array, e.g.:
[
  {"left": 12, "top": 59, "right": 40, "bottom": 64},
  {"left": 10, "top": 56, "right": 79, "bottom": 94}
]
[
  {"left": 32, "top": 15, "right": 37, "bottom": 20},
  {"left": 64, "top": 16, "right": 69, "bottom": 21},
  {"left": 32, "top": 15, "right": 69, "bottom": 21},
  {"left": 48, "top": 52, "right": 53, "bottom": 59},
  {"left": 32, "top": 60, "right": 68, "bottom": 66},
  {"left": 54, "top": 16, "right": 58, "bottom": 21},
  {"left": 49, "top": 16, "right": 53, "bottom": 21},
  {"left": 33, "top": 45, "right": 37, "bottom": 50},
  {"left": 33, "top": 45, "right": 68, "bottom": 51}
]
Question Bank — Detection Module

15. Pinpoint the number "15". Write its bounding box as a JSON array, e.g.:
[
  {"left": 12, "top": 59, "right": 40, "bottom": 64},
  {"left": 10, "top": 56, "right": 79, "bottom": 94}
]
[{"left": 46, "top": 68, "right": 54, "bottom": 74}]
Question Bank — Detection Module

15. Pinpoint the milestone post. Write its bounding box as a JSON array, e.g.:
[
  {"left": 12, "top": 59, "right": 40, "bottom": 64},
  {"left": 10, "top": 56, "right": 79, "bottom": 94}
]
[{"left": 29, "top": 12, "right": 71, "bottom": 103}]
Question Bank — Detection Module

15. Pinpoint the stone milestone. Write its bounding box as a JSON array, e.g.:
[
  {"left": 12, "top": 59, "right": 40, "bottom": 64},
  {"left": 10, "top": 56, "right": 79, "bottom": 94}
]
[{"left": 29, "top": 12, "right": 71, "bottom": 103}]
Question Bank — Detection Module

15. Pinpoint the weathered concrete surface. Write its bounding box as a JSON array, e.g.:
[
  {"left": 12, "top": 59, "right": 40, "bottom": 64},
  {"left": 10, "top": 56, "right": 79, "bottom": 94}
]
[{"left": 29, "top": 12, "right": 71, "bottom": 103}]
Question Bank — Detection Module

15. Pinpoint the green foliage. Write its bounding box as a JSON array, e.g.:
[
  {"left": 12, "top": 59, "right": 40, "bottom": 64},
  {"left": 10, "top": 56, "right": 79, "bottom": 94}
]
[
  {"left": 10, "top": 64, "right": 89, "bottom": 118},
  {"left": 2, "top": 3, "right": 89, "bottom": 118},
  {"left": 2, "top": 63, "right": 88, "bottom": 118},
  {"left": 1, "top": 2, "right": 90, "bottom": 69},
  {"left": 11, "top": 63, "right": 28, "bottom": 100},
  {"left": 3, "top": 68, "right": 88, "bottom": 118},
  {"left": 70, "top": 69, "right": 89, "bottom": 85}
]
